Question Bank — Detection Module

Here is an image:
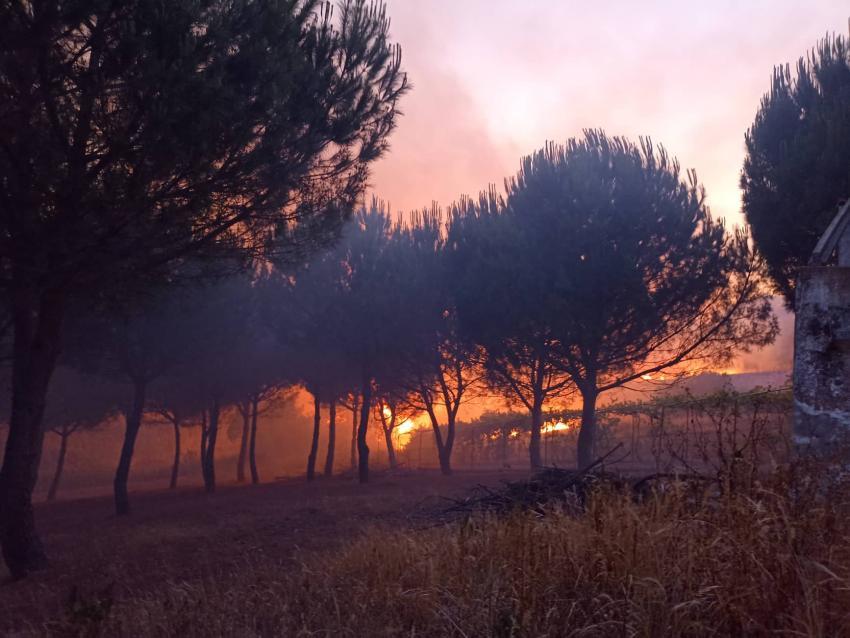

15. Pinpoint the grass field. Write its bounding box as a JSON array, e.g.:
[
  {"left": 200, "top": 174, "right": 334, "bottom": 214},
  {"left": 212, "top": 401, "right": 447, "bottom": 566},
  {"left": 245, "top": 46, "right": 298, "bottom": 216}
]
[
  {"left": 2, "top": 464, "right": 849, "bottom": 637},
  {"left": 1, "top": 469, "right": 528, "bottom": 635}
]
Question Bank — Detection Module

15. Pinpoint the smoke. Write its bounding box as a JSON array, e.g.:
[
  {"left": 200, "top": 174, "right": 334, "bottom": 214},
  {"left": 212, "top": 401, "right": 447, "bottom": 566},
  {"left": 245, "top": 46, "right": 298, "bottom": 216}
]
[{"left": 734, "top": 299, "right": 793, "bottom": 373}]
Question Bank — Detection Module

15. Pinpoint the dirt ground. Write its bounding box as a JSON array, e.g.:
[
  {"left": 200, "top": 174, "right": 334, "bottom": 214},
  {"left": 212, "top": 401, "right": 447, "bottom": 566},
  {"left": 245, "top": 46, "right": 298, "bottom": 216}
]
[{"left": 0, "top": 468, "right": 529, "bottom": 634}]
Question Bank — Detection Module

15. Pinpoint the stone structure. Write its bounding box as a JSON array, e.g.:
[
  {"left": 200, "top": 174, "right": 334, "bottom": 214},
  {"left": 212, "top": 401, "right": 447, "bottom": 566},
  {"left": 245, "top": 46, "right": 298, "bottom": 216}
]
[{"left": 794, "top": 200, "right": 850, "bottom": 449}]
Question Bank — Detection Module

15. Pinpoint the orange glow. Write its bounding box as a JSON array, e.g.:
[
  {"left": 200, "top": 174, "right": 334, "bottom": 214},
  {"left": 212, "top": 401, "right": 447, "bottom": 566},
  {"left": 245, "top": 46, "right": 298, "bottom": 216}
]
[
  {"left": 713, "top": 367, "right": 741, "bottom": 376},
  {"left": 541, "top": 421, "right": 573, "bottom": 435},
  {"left": 396, "top": 419, "right": 416, "bottom": 436},
  {"left": 394, "top": 418, "right": 422, "bottom": 449}
]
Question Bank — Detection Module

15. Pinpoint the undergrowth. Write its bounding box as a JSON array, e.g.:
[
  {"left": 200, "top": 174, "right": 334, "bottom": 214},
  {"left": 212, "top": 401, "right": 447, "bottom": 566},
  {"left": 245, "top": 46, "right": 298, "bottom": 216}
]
[{"left": 34, "top": 462, "right": 850, "bottom": 637}]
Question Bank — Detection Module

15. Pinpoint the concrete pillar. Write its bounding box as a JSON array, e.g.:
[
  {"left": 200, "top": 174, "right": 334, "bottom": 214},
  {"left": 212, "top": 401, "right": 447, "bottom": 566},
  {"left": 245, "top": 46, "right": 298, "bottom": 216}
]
[{"left": 793, "top": 266, "right": 850, "bottom": 449}]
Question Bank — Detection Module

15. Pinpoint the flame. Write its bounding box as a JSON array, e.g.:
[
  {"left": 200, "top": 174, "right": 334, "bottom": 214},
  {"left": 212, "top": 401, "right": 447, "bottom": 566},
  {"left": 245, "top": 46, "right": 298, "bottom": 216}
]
[
  {"left": 396, "top": 419, "right": 416, "bottom": 436},
  {"left": 393, "top": 418, "right": 421, "bottom": 450},
  {"left": 541, "top": 420, "right": 572, "bottom": 435}
]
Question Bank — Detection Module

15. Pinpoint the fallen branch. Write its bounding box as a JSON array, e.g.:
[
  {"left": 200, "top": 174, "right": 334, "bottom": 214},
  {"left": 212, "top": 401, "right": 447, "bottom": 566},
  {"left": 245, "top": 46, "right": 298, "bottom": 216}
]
[{"left": 430, "top": 444, "right": 725, "bottom": 523}]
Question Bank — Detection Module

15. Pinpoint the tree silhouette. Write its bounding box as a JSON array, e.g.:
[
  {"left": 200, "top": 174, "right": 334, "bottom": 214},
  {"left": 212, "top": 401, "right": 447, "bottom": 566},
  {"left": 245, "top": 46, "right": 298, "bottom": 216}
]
[
  {"left": 453, "top": 132, "right": 777, "bottom": 469},
  {"left": 189, "top": 278, "right": 263, "bottom": 494},
  {"left": 265, "top": 202, "right": 406, "bottom": 482},
  {"left": 225, "top": 289, "right": 284, "bottom": 484},
  {"left": 42, "top": 369, "right": 119, "bottom": 502},
  {"left": 390, "top": 210, "right": 480, "bottom": 474},
  {"left": 236, "top": 385, "right": 286, "bottom": 485},
  {"left": 742, "top": 34, "right": 850, "bottom": 307},
  {"left": 448, "top": 191, "right": 573, "bottom": 468},
  {"left": 334, "top": 204, "right": 409, "bottom": 481},
  {"left": 374, "top": 394, "right": 417, "bottom": 470},
  {"left": 261, "top": 248, "right": 356, "bottom": 482},
  {"left": 0, "top": 0, "right": 407, "bottom": 577},
  {"left": 64, "top": 287, "right": 203, "bottom": 514},
  {"left": 148, "top": 375, "right": 207, "bottom": 491}
]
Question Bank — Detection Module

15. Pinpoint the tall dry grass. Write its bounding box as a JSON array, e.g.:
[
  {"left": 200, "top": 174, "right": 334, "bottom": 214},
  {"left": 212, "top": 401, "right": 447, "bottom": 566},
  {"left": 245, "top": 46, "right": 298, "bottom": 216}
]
[{"left": 37, "top": 462, "right": 850, "bottom": 637}]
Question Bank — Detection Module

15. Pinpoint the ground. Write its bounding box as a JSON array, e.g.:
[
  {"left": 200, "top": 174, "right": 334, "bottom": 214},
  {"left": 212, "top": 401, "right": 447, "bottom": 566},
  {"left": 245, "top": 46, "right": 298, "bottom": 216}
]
[{"left": 0, "top": 469, "right": 528, "bottom": 634}]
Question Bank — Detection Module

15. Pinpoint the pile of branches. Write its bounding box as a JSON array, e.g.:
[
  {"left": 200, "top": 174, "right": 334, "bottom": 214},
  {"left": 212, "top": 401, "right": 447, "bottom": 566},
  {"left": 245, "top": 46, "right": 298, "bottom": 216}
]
[
  {"left": 442, "top": 468, "right": 626, "bottom": 519},
  {"left": 438, "top": 445, "right": 719, "bottom": 522}
]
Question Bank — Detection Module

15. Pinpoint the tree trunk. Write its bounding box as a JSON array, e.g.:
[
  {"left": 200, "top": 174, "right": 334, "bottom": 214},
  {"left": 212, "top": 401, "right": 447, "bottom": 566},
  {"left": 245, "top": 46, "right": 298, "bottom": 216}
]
[
  {"left": 441, "top": 413, "right": 457, "bottom": 476},
  {"left": 324, "top": 400, "right": 336, "bottom": 477},
  {"left": 437, "top": 446, "right": 452, "bottom": 475},
  {"left": 529, "top": 399, "right": 544, "bottom": 469},
  {"left": 236, "top": 402, "right": 249, "bottom": 483},
  {"left": 307, "top": 393, "right": 321, "bottom": 481},
  {"left": 46, "top": 429, "right": 70, "bottom": 502},
  {"left": 425, "top": 406, "right": 452, "bottom": 476},
  {"left": 249, "top": 394, "right": 260, "bottom": 484},
  {"left": 169, "top": 419, "right": 181, "bottom": 490},
  {"left": 202, "top": 398, "right": 220, "bottom": 493},
  {"left": 358, "top": 379, "right": 372, "bottom": 483},
  {"left": 576, "top": 387, "right": 599, "bottom": 470},
  {"left": 0, "top": 285, "right": 64, "bottom": 578},
  {"left": 114, "top": 378, "right": 148, "bottom": 516},
  {"left": 199, "top": 410, "right": 208, "bottom": 473},
  {"left": 379, "top": 403, "right": 398, "bottom": 470},
  {"left": 433, "top": 424, "right": 453, "bottom": 476},
  {"left": 382, "top": 425, "right": 398, "bottom": 469},
  {"left": 350, "top": 394, "right": 359, "bottom": 471}
]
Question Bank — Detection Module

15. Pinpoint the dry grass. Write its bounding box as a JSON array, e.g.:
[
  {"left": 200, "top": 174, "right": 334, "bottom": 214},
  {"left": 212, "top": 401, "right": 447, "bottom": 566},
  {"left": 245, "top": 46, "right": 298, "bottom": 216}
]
[{"left": 23, "top": 464, "right": 850, "bottom": 637}]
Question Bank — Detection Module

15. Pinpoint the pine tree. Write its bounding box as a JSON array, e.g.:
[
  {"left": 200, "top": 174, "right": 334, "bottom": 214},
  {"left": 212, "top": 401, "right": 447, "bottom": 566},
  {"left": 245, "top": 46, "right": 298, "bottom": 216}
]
[
  {"left": 742, "top": 34, "right": 850, "bottom": 307},
  {"left": 0, "top": 0, "right": 407, "bottom": 578}
]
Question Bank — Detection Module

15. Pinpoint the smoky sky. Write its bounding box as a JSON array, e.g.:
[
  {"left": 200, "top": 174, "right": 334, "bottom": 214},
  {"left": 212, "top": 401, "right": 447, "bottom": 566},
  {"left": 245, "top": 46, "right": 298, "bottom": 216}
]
[
  {"left": 369, "top": 0, "right": 845, "bottom": 372},
  {"left": 372, "top": 0, "right": 847, "bottom": 226}
]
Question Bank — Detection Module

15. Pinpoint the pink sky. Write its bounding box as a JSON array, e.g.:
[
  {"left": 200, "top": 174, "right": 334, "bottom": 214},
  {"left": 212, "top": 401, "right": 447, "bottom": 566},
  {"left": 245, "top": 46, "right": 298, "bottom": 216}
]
[{"left": 369, "top": 1, "right": 849, "bottom": 373}]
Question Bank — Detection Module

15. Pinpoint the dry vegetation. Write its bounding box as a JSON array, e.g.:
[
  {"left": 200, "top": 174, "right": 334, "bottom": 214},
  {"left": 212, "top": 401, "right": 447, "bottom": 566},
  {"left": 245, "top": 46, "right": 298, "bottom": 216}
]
[
  {"left": 316, "top": 475, "right": 850, "bottom": 637},
  {"left": 5, "top": 459, "right": 849, "bottom": 637}
]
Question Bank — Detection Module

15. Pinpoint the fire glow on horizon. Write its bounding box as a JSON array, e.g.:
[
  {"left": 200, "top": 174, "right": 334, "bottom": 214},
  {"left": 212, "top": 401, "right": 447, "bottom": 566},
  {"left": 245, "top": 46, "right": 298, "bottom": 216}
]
[{"left": 541, "top": 421, "right": 573, "bottom": 435}]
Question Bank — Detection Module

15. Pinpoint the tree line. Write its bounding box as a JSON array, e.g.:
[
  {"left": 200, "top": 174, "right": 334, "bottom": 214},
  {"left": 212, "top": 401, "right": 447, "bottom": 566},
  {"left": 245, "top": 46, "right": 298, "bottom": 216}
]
[
  {"left": 0, "top": 0, "right": 408, "bottom": 580},
  {"left": 8, "top": 145, "right": 777, "bottom": 517},
  {"left": 0, "top": 0, "right": 845, "bottom": 583}
]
